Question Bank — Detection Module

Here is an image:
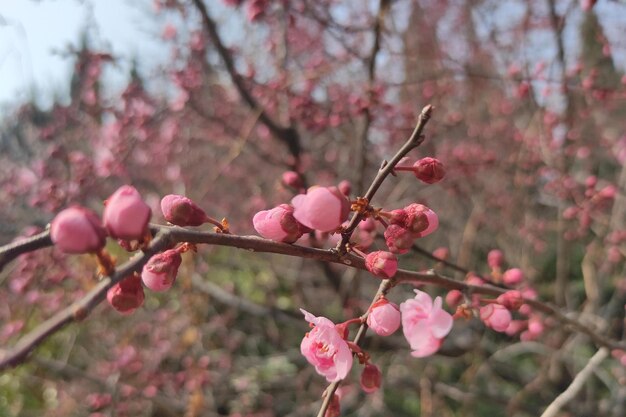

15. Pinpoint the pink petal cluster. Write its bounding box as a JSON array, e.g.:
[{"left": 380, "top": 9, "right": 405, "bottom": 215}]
[
  {"left": 50, "top": 206, "right": 107, "bottom": 254},
  {"left": 253, "top": 204, "right": 308, "bottom": 243},
  {"left": 445, "top": 290, "right": 464, "bottom": 309},
  {"left": 400, "top": 290, "right": 453, "bottom": 357},
  {"left": 360, "top": 363, "right": 382, "bottom": 393},
  {"left": 103, "top": 185, "right": 152, "bottom": 240},
  {"left": 141, "top": 249, "right": 183, "bottom": 292},
  {"left": 480, "top": 304, "right": 512, "bottom": 332},
  {"left": 107, "top": 274, "right": 145, "bottom": 314},
  {"left": 412, "top": 157, "right": 445, "bottom": 184},
  {"left": 292, "top": 186, "right": 350, "bottom": 232},
  {"left": 365, "top": 251, "right": 398, "bottom": 279},
  {"left": 497, "top": 290, "right": 524, "bottom": 310},
  {"left": 160, "top": 194, "right": 209, "bottom": 227},
  {"left": 367, "top": 298, "right": 401, "bottom": 336},
  {"left": 300, "top": 309, "right": 353, "bottom": 382},
  {"left": 281, "top": 171, "right": 303, "bottom": 189}
]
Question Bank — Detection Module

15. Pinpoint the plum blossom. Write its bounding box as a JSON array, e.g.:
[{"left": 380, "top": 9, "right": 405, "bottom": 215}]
[
  {"left": 360, "top": 363, "right": 382, "bottom": 393},
  {"left": 300, "top": 309, "right": 353, "bottom": 382},
  {"left": 292, "top": 186, "right": 350, "bottom": 232},
  {"left": 480, "top": 304, "right": 512, "bottom": 332},
  {"left": 400, "top": 290, "right": 453, "bottom": 357},
  {"left": 365, "top": 251, "right": 398, "bottom": 279},
  {"left": 412, "top": 157, "right": 445, "bottom": 184},
  {"left": 141, "top": 249, "right": 182, "bottom": 292},
  {"left": 161, "top": 194, "right": 209, "bottom": 227},
  {"left": 253, "top": 204, "right": 308, "bottom": 243}
]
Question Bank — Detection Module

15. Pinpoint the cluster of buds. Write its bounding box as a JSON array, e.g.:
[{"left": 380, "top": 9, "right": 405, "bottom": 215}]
[{"left": 49, "top": 187, "right": 217, "bottom": 313}]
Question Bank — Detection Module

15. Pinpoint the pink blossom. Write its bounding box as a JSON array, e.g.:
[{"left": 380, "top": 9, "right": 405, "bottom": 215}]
[
  {"left": 141, "top": 249, "right": 182, "bottom": 292},
  {"left": 103, "top": 185, "right": 152, "bottom": 240},
  {"left": 160, "top": 194, "right": 209, "bottom": 227},
  {"left": 433, "top": 246, "right": 450, "bottom": 260},
  {"left": 412, "top": 157, "right": 445, "bottom": 184},
  {"left": 337, "top": 180, "right": 351, "bottom": 196},
  {"left": 400, "top": 290, "right": 454, "bottom": 357},
  {"left": 480, "top": 304, "right": 512, "bottom": 332},
  {"left": 253, "top": 204, "right": 307, "bottom": 243},
  {"left": 497, "top": 290, "right": 524, "bottom": 310},
  {"left": 367, "top": 298, "right": 401, "bottom": 336},
  {"left": 360, "top": 363, "right": 382, "bottom": 393},
  {"left": 391, "top": 204, "right": 439, "bottom": 237},
  {"left": 502, "top": 268, "right": 524, "bottom": 285},
  {"left": 365, "top": 251, "right": 398, "bottom": 279},
  {"left": 107, "top": 274, "right": 145, "bottom": 314},
  {"left": 292, "top": 186, "right": 350, "bottom": 232},
  {"left": 300, "top": 309, "right": 353, "bottom": 382},
  {"left": 50, "top": 206, "right": 107, "bottom": 254},
  {"left": 487, "top": 249, "right": 504, "bottom": 269}
]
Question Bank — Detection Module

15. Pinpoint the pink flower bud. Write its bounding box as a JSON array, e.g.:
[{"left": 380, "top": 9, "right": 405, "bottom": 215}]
[
  {"left": 338, "top": 180, "right": 351, "bottom": 196},
  {"left": 359, "top": 217, "right": 376, "bottom": 233},
  {"left": 360, "top": 364, "right": 382, "bottom": 393},
  {"left": 413, "top": 157, "right": 445, "bottom": 184},
  {"left": 281, "top": 171, "right": 303, "bottom": 189},
  {"left": 487, "top": 249, "right": 504, "bottom": 269},
  {"left": 160, "top": 194, "right": 209, "bottom": 227},
  {"left": 505, "top": 320, "right": 526, "bottom": 336},
  {"left": 103, "top": 186, "right": 151, "bottom": 240},
  {"left": 480, "top": 304, "right": 512, "bottom": 332},
  {"left": 367, "top": 298, "right": 401, "bottom": 336},
  {"left": 141, "top": 249, "right": 182, "bottom": 292},
  {"left": 253, "top": 204, "right": 306, "bottom": 243},
  {"left": 445, "top": 290, "right": 463, "bottom": 309},
  {"left": 401, "top": 204, "right": 438, "bottom": 237},
  {"left": 502, "top": 268, "right": 524, "bottom": 286},
  {"left": 291, "top": 186, "right": 350, "bottom": 232},
  {"left": 384, "top": 224, "right": 414, "bottom": 254},
  {"left": 365, "top": 251, "right": 398, "bottom": 279},
  {"left": 497, "top": 290, "right": 524, "bottom": 310},
  {"left": 107, "top": 274, "right": 145, "bottom": 314},
  {"left": 50, "top": 206, "right": 107, "bottom": 254}
]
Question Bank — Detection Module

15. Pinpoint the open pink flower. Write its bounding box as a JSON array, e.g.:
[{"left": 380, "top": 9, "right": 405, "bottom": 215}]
[
  {"left": 400, "top": 290, "right": 453, "bottom": 357},
  {"left": 292, "top": 186, "right": 350, "bottom": 232},
  {"left": 50, "top": 206, "right": 107, "bottom": 254},
  {"left": 253, "top": 204, "right": 307, "bottom": 243},
  {"left": 300, "top": 309, "right": 353, "bottom": 382}
]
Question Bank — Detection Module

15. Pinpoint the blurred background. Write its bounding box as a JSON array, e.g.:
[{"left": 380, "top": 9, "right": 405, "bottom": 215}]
[{"left": 0, "top": 0, "right": 625, "bottom": 416}]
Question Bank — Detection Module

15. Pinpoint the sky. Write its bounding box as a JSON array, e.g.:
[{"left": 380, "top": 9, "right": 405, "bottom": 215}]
[{"left": 0, "top": 0, "right": 168, "bottom": 109}]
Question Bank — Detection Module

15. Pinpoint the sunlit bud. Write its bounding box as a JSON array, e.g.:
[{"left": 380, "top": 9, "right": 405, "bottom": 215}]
[
  {"left": 365, "top": 251, "right": 398, "bottom": 279},
  {"left": 141, "top": 249, "right": 183, "bottom": 292},
  {"left": 160, "top": 194, "right": 209, "bottom": 227},
  {"left": 50, "top": 206, "right": 107, "bottom": 254},
  {"left": 360, "top": 363, "right": 382, "bottom": 393},
  {"left": 253, "top": 204, "right": 306, "bottom": 243},
  {"left": 103, "top": 185, "right": 151, "bottom": 240}
]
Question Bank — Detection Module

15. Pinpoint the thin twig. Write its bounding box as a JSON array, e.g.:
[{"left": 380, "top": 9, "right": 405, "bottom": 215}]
[
  {"left": 539, "top": 348, "right": 609, "bottom": 417},
  {"left": 0, "top": 230, "right": 52, "bottom": 272}
]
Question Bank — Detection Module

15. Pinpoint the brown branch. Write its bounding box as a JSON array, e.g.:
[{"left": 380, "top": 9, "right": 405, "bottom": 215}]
[
  {"left": 192, "top": 0, "right": 303, "bottom": 165},
  {"left": 338, "top": 104, "right": 434, "bottom": 253},
  {"left": 1, "top": 221, "right": 624, "bottom": 371},
  {"left": 0, "top": 230, "right": 52, "bottom": 272}
]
